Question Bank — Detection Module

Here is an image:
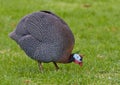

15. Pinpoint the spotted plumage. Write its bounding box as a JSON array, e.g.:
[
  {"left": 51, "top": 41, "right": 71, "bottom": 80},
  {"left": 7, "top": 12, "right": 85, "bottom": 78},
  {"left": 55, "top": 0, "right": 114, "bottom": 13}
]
[{"left": 9, "top": 11, "right": 83, "bottom": 71}]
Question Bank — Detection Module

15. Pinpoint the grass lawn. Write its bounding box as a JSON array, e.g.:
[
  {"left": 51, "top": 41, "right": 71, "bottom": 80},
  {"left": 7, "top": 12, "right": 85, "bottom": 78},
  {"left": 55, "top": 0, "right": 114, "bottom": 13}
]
[{"left": 0, "top": 0, "right": 120, "bottom": 85}]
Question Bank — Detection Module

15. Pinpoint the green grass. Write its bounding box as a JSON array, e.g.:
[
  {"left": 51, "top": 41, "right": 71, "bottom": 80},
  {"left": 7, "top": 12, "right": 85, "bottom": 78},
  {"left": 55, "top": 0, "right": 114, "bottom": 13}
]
[{"left": 0, "top": 0, "right": 120, "bottom": 85}]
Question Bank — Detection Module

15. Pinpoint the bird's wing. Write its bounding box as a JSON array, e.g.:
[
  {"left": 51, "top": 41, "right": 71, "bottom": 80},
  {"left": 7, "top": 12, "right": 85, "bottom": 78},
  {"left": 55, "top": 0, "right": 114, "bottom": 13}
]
[{"left": 24, "top": 11, "right": 70, "bottom": 42}]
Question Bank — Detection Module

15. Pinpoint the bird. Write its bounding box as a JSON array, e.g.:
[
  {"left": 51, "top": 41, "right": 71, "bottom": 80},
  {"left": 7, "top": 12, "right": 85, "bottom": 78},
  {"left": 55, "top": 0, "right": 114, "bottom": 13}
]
[{"left": 9, "top": 10, "right": 83, "bottom": 71}]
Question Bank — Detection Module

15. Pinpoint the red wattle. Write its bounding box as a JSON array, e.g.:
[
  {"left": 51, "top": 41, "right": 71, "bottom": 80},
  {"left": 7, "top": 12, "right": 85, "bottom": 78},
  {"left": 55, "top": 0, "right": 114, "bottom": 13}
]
[{"left": 74, "top": 60, "right": 83, "bottom": 66}]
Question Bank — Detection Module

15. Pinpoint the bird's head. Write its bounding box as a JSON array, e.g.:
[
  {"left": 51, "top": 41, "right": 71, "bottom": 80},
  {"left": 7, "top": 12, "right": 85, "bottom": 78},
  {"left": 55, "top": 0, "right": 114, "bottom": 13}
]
[{"left": 72, "top": 54, "right": 83, "bottom": 66}]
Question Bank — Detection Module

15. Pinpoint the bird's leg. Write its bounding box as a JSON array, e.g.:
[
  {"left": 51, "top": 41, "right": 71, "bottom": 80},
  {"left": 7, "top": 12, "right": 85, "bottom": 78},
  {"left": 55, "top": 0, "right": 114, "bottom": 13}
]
[
  {"left": 53, "top": 62, "right": 59, "bottom": 71},
  {"left": 38, "top": 61, "right": 43, "bottom": 72}
]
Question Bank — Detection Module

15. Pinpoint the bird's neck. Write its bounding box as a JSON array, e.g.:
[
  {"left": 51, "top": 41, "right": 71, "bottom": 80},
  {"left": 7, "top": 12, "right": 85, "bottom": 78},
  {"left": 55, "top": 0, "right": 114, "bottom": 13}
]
[{"left": 67, "top": 54, "right": 75, "bottom": 63}]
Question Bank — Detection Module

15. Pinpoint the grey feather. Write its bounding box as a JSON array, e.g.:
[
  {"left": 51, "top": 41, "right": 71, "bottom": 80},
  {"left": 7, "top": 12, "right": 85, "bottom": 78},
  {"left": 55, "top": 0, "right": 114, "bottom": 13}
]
[{"left": 9, "top": 11, "right": 75, "bottom": 63}]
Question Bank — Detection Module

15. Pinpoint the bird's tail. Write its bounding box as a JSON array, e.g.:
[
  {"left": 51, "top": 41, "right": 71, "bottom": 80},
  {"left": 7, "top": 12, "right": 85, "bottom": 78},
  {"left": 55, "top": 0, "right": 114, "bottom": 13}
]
[{"left": 9, "top": 31, "right": 20, "bottom": 43}]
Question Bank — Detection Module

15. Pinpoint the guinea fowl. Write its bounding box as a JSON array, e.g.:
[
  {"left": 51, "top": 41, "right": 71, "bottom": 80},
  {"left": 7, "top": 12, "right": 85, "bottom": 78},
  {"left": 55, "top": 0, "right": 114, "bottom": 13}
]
[{"left": 9, "top": 11, "right": 83, "bottom": 71}]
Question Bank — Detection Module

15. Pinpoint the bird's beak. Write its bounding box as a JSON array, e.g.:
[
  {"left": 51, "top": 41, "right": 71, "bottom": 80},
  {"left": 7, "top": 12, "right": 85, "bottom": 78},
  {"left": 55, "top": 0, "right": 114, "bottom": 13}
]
[{"left": 79, "top": 62, "right": 83, "bottom": 66}]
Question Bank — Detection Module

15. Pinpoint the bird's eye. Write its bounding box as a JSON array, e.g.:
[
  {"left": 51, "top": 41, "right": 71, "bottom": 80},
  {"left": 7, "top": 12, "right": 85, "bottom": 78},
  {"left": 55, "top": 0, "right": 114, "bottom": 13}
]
[
  {"left": 77, "top": 56, "right": 81, "bottom": 60},
  {"left": 73, "top": 54, "right": 82, "bottom": 61}
]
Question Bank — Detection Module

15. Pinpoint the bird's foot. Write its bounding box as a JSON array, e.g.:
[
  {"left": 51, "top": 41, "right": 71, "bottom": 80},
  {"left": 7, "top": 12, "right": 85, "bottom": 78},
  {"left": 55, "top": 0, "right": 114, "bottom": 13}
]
[{"left": 53, "top": 62, "right": 59, "bottom": 71}]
